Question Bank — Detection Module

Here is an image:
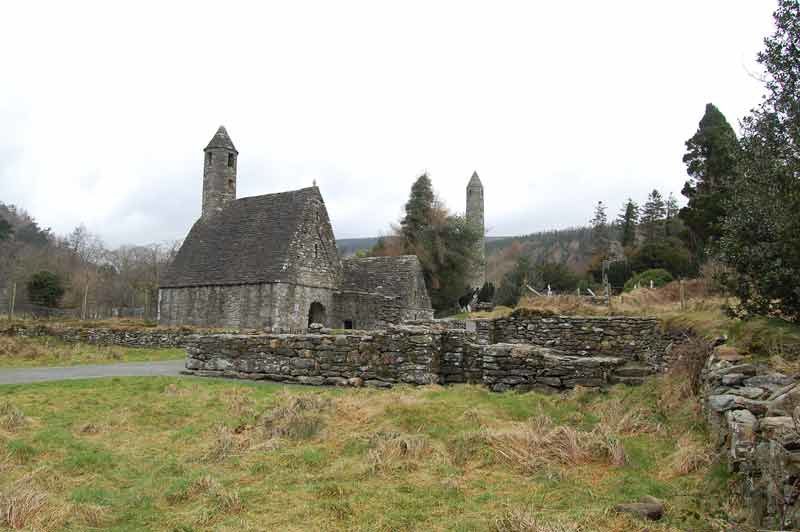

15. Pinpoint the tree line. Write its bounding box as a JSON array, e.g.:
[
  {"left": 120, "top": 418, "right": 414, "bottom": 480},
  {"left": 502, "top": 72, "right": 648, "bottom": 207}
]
[
  {"left": 0, "top": 202, "right": 180, "bottom": 318},
  {"left": 471, "top": 0, "right": 800, "bottom": 321}
]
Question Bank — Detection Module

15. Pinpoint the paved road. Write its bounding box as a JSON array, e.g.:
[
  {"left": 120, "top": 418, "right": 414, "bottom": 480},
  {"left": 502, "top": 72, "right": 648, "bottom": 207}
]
[{"left": 0, "top": 360, "right": 186, "bottom": 385}]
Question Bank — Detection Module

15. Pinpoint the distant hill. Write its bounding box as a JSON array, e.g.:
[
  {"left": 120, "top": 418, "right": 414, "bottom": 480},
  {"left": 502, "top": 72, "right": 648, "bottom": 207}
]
[
  {"left": 336, "top": 237, "right": 380, "bottom": 257},
  {"left": 338, "top": 229, "right": 609, "bottom": 281}
]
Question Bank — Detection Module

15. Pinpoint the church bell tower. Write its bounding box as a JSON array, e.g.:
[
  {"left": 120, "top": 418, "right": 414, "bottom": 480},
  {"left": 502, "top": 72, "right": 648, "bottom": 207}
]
[{"left": 202, "top": 126, "right": 238, "bottom": 220}]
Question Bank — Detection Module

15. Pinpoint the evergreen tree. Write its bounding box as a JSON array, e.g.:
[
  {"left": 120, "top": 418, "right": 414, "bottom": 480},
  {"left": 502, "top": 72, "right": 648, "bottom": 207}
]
[
  {"left": 27, "top": 270, "right": 65, "bottom": 308},
  {"left": 665, "top": 193, "right": 680, "bottom": 237},
  {"left": 393, "top": 173, "right": 481, "bottom": 312},
  {"left": 0, "top": 217, "right": 12, "bottom": 241},
  {"left": 680, "top": 103, "right": 740, "bottom": 255},
  {"left": 719, "top": 0, "right": 800, "bottom": 319},
  {"left": 399, "top": 173, "right": 434, "bottom": 253},
  {"left": 617, "top": 199, "right": 639, "bottom": 247},
  {"left": 495, "top": 255, "right": 533, "bottom": 307},
  {"left": 640, "top": 190, "right": 666, "bottom": 241},
  {"left": 589, "top": 201, "right": 609, "bottom": 255}
]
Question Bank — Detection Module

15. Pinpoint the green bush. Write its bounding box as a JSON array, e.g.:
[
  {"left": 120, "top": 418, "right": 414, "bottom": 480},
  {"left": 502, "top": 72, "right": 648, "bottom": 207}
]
[
  {"left": 26, "top": 270, "right": 65, "bottom": 308},
  {"left": 624, "top": 269, "right": 674, "bottom": 292},
  {"left": 629, "top": 238, "right": 693, "bottom": 278}
]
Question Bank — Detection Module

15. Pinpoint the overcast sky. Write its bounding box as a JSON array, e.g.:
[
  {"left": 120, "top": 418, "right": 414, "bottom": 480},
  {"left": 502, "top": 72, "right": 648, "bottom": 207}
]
[{"left": 0, "top": 1, "right": 776, "bottom": 247}]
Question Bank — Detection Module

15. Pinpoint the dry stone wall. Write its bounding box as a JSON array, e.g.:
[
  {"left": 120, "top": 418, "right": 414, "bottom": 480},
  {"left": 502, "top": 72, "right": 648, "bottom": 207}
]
[
  {"left": 480, "top": 344, "right": 627, "bottom": 392},
  {"left": 491, "top": 313, "right": 672, "bottom": 369},
  {"left": 702, "top": 348, "right": 800, "bottom": 528},
  {"left": 184, "top": 325, "right": 441, "bottom": 387},
  {"left": 185, "top": 321, "right": 670, "bottom": 391},
  {"left": 1, "top": 323, "right": 198, "bottom": 348}
]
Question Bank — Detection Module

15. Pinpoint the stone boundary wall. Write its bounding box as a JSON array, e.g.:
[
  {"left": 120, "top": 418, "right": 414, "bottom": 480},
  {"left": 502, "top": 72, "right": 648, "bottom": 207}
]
[
  {"left": 185, "top": 326, "right": 442, "bottom": 387},
  {"left": 702, "top": 348, "right": 800, "bottom": 528},
  {"left": 0, "top": 324, "right": 199, "bottom": 349},
  {"left": 490, "top": 314, "right": 672, "bottom": 370},
  {"left": 186, "top": 325, "right": 661, "bottom": 392}
]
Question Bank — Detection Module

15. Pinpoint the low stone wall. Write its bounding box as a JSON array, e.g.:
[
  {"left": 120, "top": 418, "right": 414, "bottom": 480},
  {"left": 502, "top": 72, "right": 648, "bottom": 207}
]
[
  {"left": 490, "top": 312, "right": 672, "bottom": 369},
  {"left": 0, "top": 324, "right": 198, "bottom": 348},
  {"left": 186, "top": 325, "right": 653, "bottom": 391},
  {"left": 184, "top": 325, "right": 441, "bottom": 387},
  {"left": 702, "top": 348, "right": 800, "bottom": 528},
  {"left": 480, "top": 344, "right": 627, "bottom": 392}
]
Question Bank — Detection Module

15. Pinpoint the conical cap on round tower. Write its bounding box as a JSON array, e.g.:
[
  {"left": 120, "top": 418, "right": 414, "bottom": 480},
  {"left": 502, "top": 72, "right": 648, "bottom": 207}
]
[
  {"left": 468, "top": 171, "right": 482, "bottom": 188},
  {"left": 205, "top": 126, "right": 238, "bottom": 153}
]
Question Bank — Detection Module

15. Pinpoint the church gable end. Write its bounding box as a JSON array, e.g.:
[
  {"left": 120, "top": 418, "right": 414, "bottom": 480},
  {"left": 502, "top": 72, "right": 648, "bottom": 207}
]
[{"left": 286, "top": 187, "right": 342, "bottom": 289}]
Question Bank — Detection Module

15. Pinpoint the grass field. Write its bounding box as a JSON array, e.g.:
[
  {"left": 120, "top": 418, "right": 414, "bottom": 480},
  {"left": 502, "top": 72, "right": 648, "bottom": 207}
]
[
  {"left": 0, "top": 336, "right": 184, "bottom": 368},
  {"left": 1, "top": 372, "right": 736, "bottom": 531}
]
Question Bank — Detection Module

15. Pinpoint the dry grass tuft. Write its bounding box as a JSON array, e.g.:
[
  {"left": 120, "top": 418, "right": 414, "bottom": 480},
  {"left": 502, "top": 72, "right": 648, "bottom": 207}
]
[
  {"left": 494, "top": 506, "right": 582, "bottom": 532},
  {"left": 594, "top": 397, "right": 660, "bottom": 435},
  {"left": 74, "top": 503, "right": 111, "bottom": 528},
  {"left": 78, "top": 422, "right": 100, "bottom": 435},
  {"left": 485, "top": 415, "right": 626, "bottom": 474},
  {"left": 210, "top": 487, "right": 242, "bottom": 514},
  {"left": 0, "top": 487, "right": 48, "bottom": 530},
  {"left": 202, "top": 425, "right": 245, "bottom": 463},
  {"left": 259, "top": 392, "right": 330, "bottom": 441},
  {"left": 664, "top": 435, "right": 713, "bottom": 477},
  {"left": 190, "top": 475, "right": 219, "bottom": 497},
  {"left": 223, "top": 387, "right": 257, "bottom": 417},
  {"left": 367, "top": 432, "right": 434, "bottom": 473},
  {"left": 0, "top": 402, "right": 27, "bottom": 432}
]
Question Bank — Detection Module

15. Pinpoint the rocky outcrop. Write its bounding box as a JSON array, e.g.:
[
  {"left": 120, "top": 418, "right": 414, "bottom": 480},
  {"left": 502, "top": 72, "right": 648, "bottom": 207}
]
[{"left": 702, "top": 347, "right": 800, "bottom": 528}]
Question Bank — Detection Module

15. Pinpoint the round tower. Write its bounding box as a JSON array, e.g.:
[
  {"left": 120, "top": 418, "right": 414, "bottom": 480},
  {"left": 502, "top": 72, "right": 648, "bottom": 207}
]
[
  {"left": 202, "top": 125, "right": 238, "bottom": 220},
  {"left": 466, "top": 171, "right": 485, "bottom": 288}
]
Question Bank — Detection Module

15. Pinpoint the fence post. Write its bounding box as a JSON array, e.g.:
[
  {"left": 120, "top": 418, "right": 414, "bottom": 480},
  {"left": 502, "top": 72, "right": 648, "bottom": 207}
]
[
  {"left": 81, "top": 282, "right": 89, "bottom": 321},
  {"left": 9, "top": 282, "right": 16, "bottom": 320},
  {"left": 680, "top": 279, "right": 686, "bottom": 311}
]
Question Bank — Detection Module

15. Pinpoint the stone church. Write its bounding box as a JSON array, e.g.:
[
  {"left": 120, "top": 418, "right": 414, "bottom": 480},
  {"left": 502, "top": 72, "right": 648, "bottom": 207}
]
[{"left": 158, "top": 126, "right": 435, "bottom": 331}]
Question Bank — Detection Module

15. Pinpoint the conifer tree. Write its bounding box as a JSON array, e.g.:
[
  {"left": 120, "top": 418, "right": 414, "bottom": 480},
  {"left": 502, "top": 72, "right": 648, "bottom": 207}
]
[
  {"left": 617, "top": 199, "right": 639, "bottom": 247},
  {"left": 0, "top": 217, "right": 12, "bottom": 241},
  {"left": 720, "top": 0, "right": 800, "bottom": 319},
  {"left": 680, "top": 103, "right": 740, "bottom": 255},
  {"left": 400, "top": 173, "right": 434, "bottom": 253},
  {"left": 640, "top": 190, "right": 666, "bottom": 241},
  {"left": 665, "top": 193, "right": 680, "bottom": 237},
  {"left": 589, "top": 201, "right": 609, "bottom": 255}
]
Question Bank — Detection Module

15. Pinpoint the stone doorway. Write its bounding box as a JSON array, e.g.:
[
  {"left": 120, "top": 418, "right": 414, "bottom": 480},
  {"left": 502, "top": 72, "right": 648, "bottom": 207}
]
[{"left": 308, "top": 302, "right": 326, "bottom": 327}]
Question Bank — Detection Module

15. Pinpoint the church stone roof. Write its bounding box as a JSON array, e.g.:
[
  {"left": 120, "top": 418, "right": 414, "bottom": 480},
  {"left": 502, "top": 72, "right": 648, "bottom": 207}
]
[
  {"left": 341, "top": 255, "right": 430, "bottom": 307},
  {"left": 205, "top": 125, "right": 238, "bottom": 153},
  {"left": 161, "top": 187, "right": 320, "bottom": 288}
]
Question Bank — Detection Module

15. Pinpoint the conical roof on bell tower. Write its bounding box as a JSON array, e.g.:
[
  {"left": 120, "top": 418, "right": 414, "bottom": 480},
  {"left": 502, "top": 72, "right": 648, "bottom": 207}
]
[
  {"left": 468, "top": 171, "right": 482, "bottom": 188},
  {"left": 205, "top": 125, "right": 238, "bottom": 153}
]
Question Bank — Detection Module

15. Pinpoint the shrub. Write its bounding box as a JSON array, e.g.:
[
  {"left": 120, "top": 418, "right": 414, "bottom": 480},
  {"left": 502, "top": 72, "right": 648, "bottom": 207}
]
[
  {"left": 26, "top": 271, "right": 65, "bottom": 308},
  {"left": 629, "top": 238, "right": 693, "bottom": 278},
  {"left": 623, "top": 269, "right": 674, "bottom": 292}
]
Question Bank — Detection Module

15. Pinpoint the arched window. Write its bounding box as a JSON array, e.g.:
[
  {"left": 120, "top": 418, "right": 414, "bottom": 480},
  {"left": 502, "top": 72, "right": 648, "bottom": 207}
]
[{"left": 228, "top": 153, "right": 235, "bottom": 168}]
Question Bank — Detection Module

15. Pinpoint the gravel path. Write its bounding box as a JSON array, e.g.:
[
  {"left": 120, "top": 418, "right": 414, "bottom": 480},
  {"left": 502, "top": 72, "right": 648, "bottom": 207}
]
[{"left": 0, "top": 360, "right": 186, "bottom": 385}]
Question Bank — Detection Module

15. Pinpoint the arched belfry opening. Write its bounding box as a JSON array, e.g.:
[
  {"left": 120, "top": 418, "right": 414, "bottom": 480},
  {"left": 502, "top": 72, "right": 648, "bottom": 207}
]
[{"left": 308, "top": 302, "right": 326, "bottom": 327}]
